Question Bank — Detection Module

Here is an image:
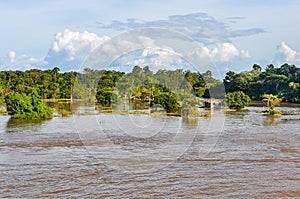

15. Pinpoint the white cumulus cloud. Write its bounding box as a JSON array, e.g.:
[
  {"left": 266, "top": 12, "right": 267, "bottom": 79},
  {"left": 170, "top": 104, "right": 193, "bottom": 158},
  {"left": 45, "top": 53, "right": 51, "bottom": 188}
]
[
  {"left": 217, "top": 43, "right": 240, "bottom": 61},
  {"left": 1, "top": 29, "right": 110, "bottom": 71},
  {"left": 0, "top": 28, "right": 251, "bottom": 73},
  {"left": 275, "top": 42, "right": 300, "bottom": 63},
  {"left": 50, "top": 29, "right": 109, "bottom": 61},
  {"left": 188, "top": 43, "right": 250, "bottom": 63},
  {"left": 45, "top": 29, "right": 111, "bottom": 71},
  {"left": 214, "top": 43, "right": 250, "bottom": 62},
  {"left": 108, "top": 47, "right": 189, "bottom": 72}
]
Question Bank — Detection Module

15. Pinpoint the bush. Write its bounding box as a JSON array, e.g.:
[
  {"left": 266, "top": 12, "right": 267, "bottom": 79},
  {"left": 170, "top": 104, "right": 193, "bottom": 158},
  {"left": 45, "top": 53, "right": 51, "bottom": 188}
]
[
  {"left": 96, "top": 88, "right": 114, "bottom": 106},
  {"left": 151, "top": 92, "right": 181, "bottom": 113},
  {"left": 225, "top": 91, "right": 251, "bottom": 109},
  {"left": 5, "top": 90, "right": 53, "bottom": 119},
  {"left": 262, "top": 107, "right": 282, "bottom": 116}
]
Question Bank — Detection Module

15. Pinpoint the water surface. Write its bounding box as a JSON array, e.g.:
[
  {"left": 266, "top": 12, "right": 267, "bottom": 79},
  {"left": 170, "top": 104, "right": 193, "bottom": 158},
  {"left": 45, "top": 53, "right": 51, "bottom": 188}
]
[{"left": 0, "top": 107, "right": 299, "bottom": 198}]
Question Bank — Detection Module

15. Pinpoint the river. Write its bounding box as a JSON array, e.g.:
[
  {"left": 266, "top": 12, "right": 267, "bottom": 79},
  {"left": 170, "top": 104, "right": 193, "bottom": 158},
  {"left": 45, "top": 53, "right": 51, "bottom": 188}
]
[{"left": 0, "top": 106, "right": 299, "bottom": 198}]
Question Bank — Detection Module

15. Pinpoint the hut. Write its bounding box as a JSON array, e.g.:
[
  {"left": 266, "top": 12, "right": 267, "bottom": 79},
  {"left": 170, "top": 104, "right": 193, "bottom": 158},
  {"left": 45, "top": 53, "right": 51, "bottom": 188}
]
[{"left": 204, "top": 98, "right": 222, "bottom": 108}]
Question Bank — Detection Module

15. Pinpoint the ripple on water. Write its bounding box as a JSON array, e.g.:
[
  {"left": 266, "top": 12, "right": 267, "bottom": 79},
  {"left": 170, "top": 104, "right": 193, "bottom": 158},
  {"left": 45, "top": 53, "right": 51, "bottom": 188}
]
[{"left": 0, "top": 109, "right": 299, "bottom": 198}]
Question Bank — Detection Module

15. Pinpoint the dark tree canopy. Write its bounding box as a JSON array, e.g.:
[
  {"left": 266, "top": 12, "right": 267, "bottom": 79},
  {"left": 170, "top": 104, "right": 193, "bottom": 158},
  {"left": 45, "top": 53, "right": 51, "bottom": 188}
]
[
  {"left": 1, "top": 63, "right": 300, "bottom": 119},
  {"left": 5, "top": 89, "right": 53, "bottom": 119},
  {"left": 223, "top": 63, "right": 300, "bottom": 103},
  {"left": 151, "top": 92, "right": 181, "bottom": 113},
  {"left": 225, "top": 91, "right": 251, "bottom": 109}
]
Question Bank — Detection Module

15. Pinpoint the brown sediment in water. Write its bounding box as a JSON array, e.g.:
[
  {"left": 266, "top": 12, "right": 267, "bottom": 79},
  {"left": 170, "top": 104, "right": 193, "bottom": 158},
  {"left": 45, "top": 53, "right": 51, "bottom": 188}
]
[
  {"left": 44, "top": 187, "right": 80, "bottom": 194},
  {"left": 281, "top": 148, "right": 297, "bottom": 153},
  {"left": 0, "top": 140, "right": 83, "bottom": 148},
  {"left": 261, "top": 190, "right": 300, "bottom": 197},
  {"left": 1, "top": 110, "right": 299, "bottom": 198}
]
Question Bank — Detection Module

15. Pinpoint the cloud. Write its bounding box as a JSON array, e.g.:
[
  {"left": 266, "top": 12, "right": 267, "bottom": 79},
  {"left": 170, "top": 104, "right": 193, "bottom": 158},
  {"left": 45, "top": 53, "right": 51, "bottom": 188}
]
[
  {"left": 105, "top": 42, "right": 250, "bottom": 74},
  {"left": 0, "top": 26, "right": 251, "bottom": 75},
  {"left": 81, "top": 27, "right": 199, "bottom": 72},
  {"left": 143, "top": 48, "right": 186, "bottom": 71},
  {"left": 214, "top": 43, "right": 239, "bottom": 62},
  {"left": 1, "top": 29, "right": 111, "bottom": 71},
  {"left": 55, "top": 27, "right": 234, "bottom": 73},
  {"left": 99, "top": 13, "right": 265, "bottom": 45},
  {"left": 1, "top": 12, "right": 265, "bottom": 72},
  {"left": 8, "top": 51, "right": 16, "bottom": 63},
  {"left": 189, "top": 42, "right": 250, "bottom": 63},
  {"left": 229, "top": 28, "right": 265, "bottom": 38},
  {"left": 216, "top": 43, "right": 250, "bottom": 62},
  {"left": 274, "top": 42, "right": 300, "bottom": 64},
  {"left": 0, "top": 51, "right": 46, "bottom": 71},
  {"left": 51, "top": 29, "right": 109, "bottom": 61},
  {"left": 45, "top": 29, "right": 110, "bottom": 70},
  {"left": 108, "top": 47, "right": 188, "bottom": 73}
]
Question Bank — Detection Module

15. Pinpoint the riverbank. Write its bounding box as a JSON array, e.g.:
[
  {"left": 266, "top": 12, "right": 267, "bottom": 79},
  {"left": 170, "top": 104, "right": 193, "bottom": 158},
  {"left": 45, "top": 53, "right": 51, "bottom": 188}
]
[{"left": 250, "top": 100, "right": 300, "bottom": 108}]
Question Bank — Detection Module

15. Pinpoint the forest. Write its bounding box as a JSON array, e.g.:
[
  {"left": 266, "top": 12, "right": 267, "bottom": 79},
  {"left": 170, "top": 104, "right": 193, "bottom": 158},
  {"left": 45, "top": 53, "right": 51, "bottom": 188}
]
[
  {"left": 0, "top": 63, "right": 300, "bottom": 117},
  {"left": 224, "top": 63, "right": 300, "bottom": 103}
]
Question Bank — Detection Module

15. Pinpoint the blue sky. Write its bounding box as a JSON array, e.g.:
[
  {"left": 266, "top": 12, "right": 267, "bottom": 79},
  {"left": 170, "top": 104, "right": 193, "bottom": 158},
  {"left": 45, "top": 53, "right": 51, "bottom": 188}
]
[{"left": 1, "top": 0, "right": 300, "bottom": 74}]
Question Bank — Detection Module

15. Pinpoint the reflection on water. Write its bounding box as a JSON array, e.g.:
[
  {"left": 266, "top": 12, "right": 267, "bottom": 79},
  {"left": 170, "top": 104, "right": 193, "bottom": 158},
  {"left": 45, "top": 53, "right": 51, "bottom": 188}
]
[
  {"left": 46, "top": 100, "right": 92, "bottom": 116},
  {"left": 6, "top": 118, "right": 46, "bottom": 128},
  {"left": 263, "top": 115, "right": 281, "bottom": 126},
  {"left": 0, "top": 107, "right": 299, "bottom": 198},
  {"left": 181, "top": 116, "right": 199, "bottom": 126},
  {"left": 45, "top": 100, "right": 74, "bottom": 111}
]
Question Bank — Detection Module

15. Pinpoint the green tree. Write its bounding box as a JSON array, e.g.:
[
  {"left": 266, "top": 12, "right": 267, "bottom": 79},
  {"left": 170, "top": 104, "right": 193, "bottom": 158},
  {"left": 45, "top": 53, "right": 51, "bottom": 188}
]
[
  {"left": 96, "top": 70, "right": 124, "bottom": 106},
  {"left": 151, "top": 92, "right": 181, "bottom": 113},
  {"left": 225, "top": 91, "right": 251, "bottom": 109},
  {"left": 96, "top": 89, "right": 114, "bottom": 106},
  {"left": 0, "top": 85, "right": 5, "bottom": 104},
  {"left": 262, "top": 94, "right": 281, "bottom": 108},
  {"left": 262, "top": 94, "right": 282, "bottom": 115},
  {"left": 286, "top": 82, "right": 300, "bottom": 102},
  {"left": 252, "top": 64, "right": 262, "bottom": 71},
  {"left": 5, "top": 89, "right": 53, "bottom": 119}
]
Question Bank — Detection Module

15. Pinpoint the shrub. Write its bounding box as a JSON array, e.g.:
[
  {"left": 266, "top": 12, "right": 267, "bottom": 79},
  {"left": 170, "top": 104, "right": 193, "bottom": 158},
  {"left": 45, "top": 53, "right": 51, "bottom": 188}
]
[
  {"left": 5, "top": 90, "right": 53, "bottom": 119},
  {"left": 225, "top": 91, "right": 251, "bottom": 109},
  {"left": 151, "top": 92, "right": 181, "bottom": 113}
]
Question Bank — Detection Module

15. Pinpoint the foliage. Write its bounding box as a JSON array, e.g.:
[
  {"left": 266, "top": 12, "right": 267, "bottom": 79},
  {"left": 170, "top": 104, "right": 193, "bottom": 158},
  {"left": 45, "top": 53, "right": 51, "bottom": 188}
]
[
  {"left": 0, "top": 85, "right": 5, "bottom": 105},
  {"left": 1, "top": 62, "right": 300, "bottom": 119},
  {"left": 5, "top": 89, "right": 53, "bottom": 119},
  {"left": 96, "top": 89, "right": 114, "bottom": 106},
  {"left": 73, "top": 68, "right": 105, "bottom": 102},
  {"left": 0, "top": 67, "right": 76, "bottom": 100},
  {"left": 224, "top": 63, "right": 300, "bottom": 103},
  {"left": 225, "top": 91, "right": 251, "bottom": 109},
  {"left": 261, "top": 108, "right": 282, "bottom": 116},
  {"left": 96, "top": 70, "right": 124, "bottom": 106},
  {"left": 94, "top": 66, "right": 213, "bottom": 113},
  {"left": 0, "top": 66, "right": 224, "bottom": 105},
  {"left": 262, "top": 94, "right": 281, "bottom": 108},
  {"left": 151, "top": 92, "right": 181, "bottom": 113},
  {"left": 261, "top": 94, "right": 282, "bottom": 115}
]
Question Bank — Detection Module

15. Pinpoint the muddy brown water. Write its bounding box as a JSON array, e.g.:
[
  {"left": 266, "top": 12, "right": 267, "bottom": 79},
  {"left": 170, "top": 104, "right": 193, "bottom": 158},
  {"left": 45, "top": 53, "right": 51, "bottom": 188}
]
[{"left": 0, "top": 107, "right": 299, "bottom": 198}]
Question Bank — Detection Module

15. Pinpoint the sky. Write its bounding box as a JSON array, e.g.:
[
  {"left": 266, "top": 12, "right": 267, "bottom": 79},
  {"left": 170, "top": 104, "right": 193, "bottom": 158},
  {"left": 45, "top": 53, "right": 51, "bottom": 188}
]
[{"left": 1, "top": 0, "right": 300, "bottom": 76}]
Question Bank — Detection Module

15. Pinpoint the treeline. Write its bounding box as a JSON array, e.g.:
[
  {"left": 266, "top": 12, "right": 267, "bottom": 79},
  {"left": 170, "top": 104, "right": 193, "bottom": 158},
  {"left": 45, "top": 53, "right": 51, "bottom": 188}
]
[
  {"left": 1, "top": 63, "right": 300, "bottom": 107},
  {"left": 224, "top": 63, "right": 300, "bottom": 103},
  {"left": 0, "top": 67, "right": 76, "bottom": 102},
  {"left": 94, "top": 66, "right": 223, "bottom": 113}
]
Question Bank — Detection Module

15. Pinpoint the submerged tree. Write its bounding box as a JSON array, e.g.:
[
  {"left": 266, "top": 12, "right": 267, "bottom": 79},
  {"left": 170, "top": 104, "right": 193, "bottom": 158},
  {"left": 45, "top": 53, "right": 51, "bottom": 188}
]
[
  {"left": 225, "top": 91, "right": 251, "bottom": 109},
  {"left": 5, "top": 89, "right": 53, "bottom": 119},
  {"left": 262, "top": 94, "right": 282, "bottom": 115},
  {"left": 96, "top": 70, "right": 124, "bottom": 106},
  {"left": 151, "top": 92, "right": 181, "bottom": 114}
]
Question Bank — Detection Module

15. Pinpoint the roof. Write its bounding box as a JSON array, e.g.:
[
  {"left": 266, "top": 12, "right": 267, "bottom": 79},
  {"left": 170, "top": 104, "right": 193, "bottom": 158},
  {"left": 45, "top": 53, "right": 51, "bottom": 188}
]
[{"left": 205, "top": 98, "right": 216, "bottom": 103}]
